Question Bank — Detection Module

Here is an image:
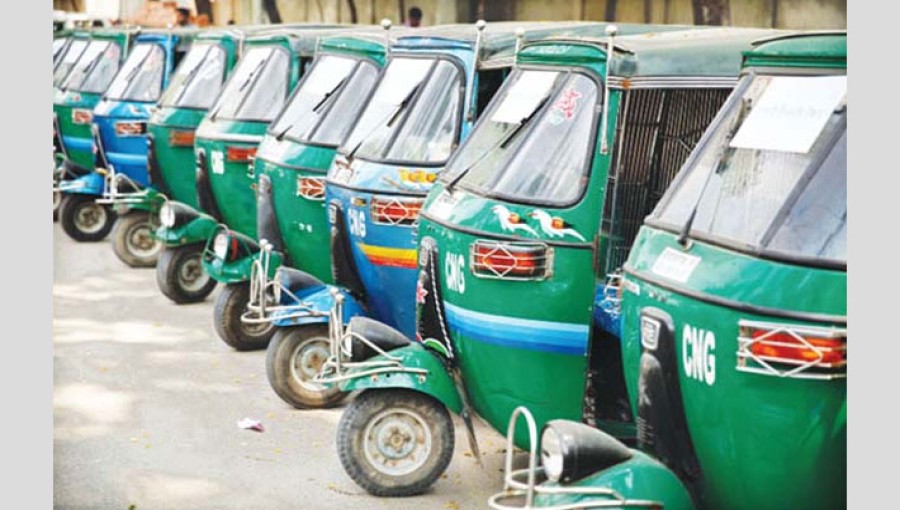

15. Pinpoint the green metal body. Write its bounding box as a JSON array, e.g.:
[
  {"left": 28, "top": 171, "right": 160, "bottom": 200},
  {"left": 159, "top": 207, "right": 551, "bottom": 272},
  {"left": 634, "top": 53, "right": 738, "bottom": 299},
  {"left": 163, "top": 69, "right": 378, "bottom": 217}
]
[
  {"left": 253, "top": 35, "right": 390, "bottom": 283},
  {"left": 148, "top": 106, "right": 208, "bottom": 208},
  {"left": 614, "top": 32, "right": 847, "bottom": 510},
  {"left": 156, "top": 213, "right": 219, "bottom": 247},
  {"left": 416, "top": 27, "right": 772, "bottom": 448},
  {"left": 338, "top": 344, "right": 463, "bottom": 414}
]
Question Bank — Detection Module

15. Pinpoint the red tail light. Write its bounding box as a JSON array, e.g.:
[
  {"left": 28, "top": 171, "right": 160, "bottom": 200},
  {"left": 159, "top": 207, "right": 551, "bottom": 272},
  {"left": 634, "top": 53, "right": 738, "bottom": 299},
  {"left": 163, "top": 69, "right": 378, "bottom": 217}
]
[
  {"left": 370, "top": 196, "right": 423, "bottom": 226},
  {"left": 738, "top": 321, "right": 846, "bottom": 379},
  {"left": 168, "top": 130, "right": 195, "bottom": 147},
  {"left": 226, "top": 146, "right": 257, "bottom": 162},
  {"left": 296, "top": 177, "right": 325, "bottom": 200},
  {"left": 115, "top": 121, "right": 146, "bottom": 136},
  {"left": 470, "top": 240, "right": 552, "bottom": 280},
  {"left": 72, "top": 109, "right": 93, "bottom": 125}
]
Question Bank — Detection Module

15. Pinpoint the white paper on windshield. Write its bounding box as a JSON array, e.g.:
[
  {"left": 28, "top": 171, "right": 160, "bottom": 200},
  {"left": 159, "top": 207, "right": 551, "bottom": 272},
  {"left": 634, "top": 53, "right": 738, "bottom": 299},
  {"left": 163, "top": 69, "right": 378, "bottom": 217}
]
[
  {"left": 491, "top": 71, "right": 560, "bottom": 124},
  {"left": 730, "top": 76, "right": 846, "bottom": 153},
  {"left": 380, "top": 58, "right": 433, "bottom": 105}
]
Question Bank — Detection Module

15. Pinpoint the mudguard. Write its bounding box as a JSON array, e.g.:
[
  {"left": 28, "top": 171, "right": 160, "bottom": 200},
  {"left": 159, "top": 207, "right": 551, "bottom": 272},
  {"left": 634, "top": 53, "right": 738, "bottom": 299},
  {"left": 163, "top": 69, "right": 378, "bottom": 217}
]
[
  {"left": 533, "top": 450, "right": 695, "bottom": 510},
  {"left": 112, "top": 188, "right": 163, "bottom": 215},
  {"left": 58, "top": 172, "right": 103, "bottom": 196},
  {"left": 271, "top": 285, "right": 365, "bottom": 328},
  {"left": 202, "top": 229, "right": 276, "bottom": 284},
  {"left": 339, "top": 343, "right": 463, "bottom": 415},
  {"left": 155, "top": 211, "right": 219, "bottom": 246}
]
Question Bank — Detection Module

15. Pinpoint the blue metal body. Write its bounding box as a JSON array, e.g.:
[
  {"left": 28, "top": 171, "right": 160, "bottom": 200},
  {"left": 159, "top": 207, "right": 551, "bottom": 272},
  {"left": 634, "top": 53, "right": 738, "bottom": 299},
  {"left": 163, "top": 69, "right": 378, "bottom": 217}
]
[{"left": 271, "top": 285, "right": 366, "bottom": 328}]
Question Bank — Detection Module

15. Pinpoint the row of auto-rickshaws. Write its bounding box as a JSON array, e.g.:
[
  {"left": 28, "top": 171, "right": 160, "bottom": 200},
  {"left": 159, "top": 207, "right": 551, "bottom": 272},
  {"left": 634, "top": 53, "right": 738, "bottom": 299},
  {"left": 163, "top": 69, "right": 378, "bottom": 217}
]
[{"left": 53, "top": 20, "right": 846, "bottom": 510}]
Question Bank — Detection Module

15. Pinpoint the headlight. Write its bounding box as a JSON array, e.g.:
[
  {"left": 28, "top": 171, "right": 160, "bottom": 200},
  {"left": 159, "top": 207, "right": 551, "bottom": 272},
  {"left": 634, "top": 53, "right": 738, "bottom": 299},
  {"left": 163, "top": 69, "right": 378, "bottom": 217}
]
[
  {"left": 159, "top": 202, "right": 175, "bottom": 228},
  {"left": 540, "top": 420, "right": 634, "bottom": 484},
  {"left": 213, "top": 232, "right": 231, "bottom": 260}
]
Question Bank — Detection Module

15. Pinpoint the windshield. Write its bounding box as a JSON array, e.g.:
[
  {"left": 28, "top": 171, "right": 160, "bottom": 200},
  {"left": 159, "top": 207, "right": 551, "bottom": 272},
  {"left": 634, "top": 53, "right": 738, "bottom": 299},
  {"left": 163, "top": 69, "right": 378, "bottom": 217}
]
[
  {"left": 160, "top": 43, "right": 226, "bottom": 109},
  {"left": 211, "top": 46, "right": 290, "bottom": 121},
  {"left": 61, "top": 40, "right": 121, "bottom": 93},
  {"left": 653, "top": 74, "right": 848, "bottom": 265},
  {"left": 341, "top": 57, "right": 463, "bottom": 165},
  {"left": 53, "top": 39, "right": 87, "bottom": 87},
  {"left": 105, "top": 43, "right": 166, "bottom": 102},
  {"left": 269, "top": 55, "right": 379, "bottom": 147},
  {"left": 442, "top": 69, "right": 599, "bottom": 205},
  {"left": 54, "top": 38, "right": 68, "bottom": 60}
]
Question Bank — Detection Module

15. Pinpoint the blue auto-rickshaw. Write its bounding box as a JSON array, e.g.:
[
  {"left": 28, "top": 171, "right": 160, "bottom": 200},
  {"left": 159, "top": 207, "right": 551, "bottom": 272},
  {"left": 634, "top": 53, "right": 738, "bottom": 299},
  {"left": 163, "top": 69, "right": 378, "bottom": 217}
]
[
  {"left": 58, "top": 28, "right": 198, "bottom": 243},
  {"left": 248, "top": 22, "right": 583, "bottom": 409}
]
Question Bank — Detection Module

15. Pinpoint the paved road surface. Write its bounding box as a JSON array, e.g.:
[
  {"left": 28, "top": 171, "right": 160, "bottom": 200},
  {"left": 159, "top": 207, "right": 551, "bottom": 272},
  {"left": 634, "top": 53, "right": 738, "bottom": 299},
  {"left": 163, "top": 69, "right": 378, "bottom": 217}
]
[{"left": 53, "top": 224, "right": 521, "bottom": 510}]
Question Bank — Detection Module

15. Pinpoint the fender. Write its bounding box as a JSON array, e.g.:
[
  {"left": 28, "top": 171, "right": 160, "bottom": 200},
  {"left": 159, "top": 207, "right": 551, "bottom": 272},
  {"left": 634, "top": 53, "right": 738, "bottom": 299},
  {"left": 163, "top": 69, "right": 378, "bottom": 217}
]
[
  {"left": 58, "top": 172, "right": 104, "bottom": 196},
  {"left": 272, "top": 285, "right": 365, "bottom": 328},
  {"left": 112, "top": 188, "right": 164, "bottom": 215},
  {"left": 202, "top": 229, "right": 275, "bottom": 284},
  {"left": 533, "top": 450, "right": 695, "bottom": 510},
  {"left": 339, "top": 343, "right": 463, "bottom": 415},
  {"left": 155, "top": 211, "right": 219, "bottom": 246}
]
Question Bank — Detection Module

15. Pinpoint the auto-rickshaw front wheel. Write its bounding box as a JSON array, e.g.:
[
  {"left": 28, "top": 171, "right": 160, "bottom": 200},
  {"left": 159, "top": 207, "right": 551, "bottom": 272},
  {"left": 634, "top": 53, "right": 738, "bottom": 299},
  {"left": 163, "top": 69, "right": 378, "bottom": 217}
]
[
  {"left": 214, "top": 283, "right": 276, "bottom": 351},
  {"left": 265, "top": 324, "right": 349, "bottom": 409},
  {"left": 337, "top": 389, "right": 455, "bottom": 497},
  {"left": 59, "top": 194, "right": 116, "bottom": 242},
  {"left": 52, "top": 190, "right": 61, "bottom": 222},
  {"left": 156, "top": 245, "right": 217, "bottom": 304},
  {"left": 111, "top": 211, "right": 161, "bottom": 268}
]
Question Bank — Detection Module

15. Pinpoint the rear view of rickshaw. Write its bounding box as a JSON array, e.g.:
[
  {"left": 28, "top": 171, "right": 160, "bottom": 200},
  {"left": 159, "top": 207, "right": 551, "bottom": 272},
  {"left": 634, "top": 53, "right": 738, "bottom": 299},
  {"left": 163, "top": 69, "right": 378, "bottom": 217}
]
[
  {"left": 108, "top": 27, "right": 259, "bottom": 268},
  {"left": 489, "top": 31, "right": 846, "bottom": 510},
  {"left": 58, "top": 29, "right": 197, "bottom": 243},
  {"left": 257, "top": 21, "right": 580, "bottom": 407},
  {"left": 155, "top": 26, "right": 346, "bottom": 308},
  {"left": 312, "top": 25, "right": 778, "bottom": 497},
  {"left": 53, "top": 28, "right": 135, "bottom": 223}
]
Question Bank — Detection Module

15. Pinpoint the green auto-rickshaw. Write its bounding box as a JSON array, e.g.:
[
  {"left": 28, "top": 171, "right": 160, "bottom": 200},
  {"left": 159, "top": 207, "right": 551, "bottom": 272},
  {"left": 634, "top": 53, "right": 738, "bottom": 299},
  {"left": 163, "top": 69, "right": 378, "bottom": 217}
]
[
  {"left": 489, "top": 30, "right": 846, "bottom": 510},
  {"left": 155, "top": 25, "right": 348, "bottom": 304},
  {"left": 208, "top": 26, "right": 401, "bottom": 353},
  {"left": 309, "top": 25, "right": 779, "bottom": 497},
  {"left": 105, "top": 26, "right": 267, "bottom": 267},
  {"left": 53, "top": 27, "right": 136, "bottom": 218},
  {"left": 53, "top": 30, "right": 90, "bottom": 91}
]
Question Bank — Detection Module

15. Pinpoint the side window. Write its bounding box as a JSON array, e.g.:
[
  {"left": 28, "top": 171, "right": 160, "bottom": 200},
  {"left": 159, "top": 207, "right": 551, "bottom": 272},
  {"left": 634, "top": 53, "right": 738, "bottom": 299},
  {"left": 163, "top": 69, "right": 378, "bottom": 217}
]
[{"left": 475, "top": 68, "right": 507, "bottom": 118}]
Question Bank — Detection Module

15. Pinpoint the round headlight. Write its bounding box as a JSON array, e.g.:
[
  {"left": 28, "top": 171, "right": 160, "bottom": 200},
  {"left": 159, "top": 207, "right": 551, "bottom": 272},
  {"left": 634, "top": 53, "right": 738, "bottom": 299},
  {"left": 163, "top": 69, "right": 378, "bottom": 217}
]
[
  {"left": 213, "top": 232, "right": 231, "bottom": 260},
  {"left": 159, "top": 202, "right": 175, "bottom": 228},
  {"left": 541, "top": 426, "right": 564, "bottom": 482}
]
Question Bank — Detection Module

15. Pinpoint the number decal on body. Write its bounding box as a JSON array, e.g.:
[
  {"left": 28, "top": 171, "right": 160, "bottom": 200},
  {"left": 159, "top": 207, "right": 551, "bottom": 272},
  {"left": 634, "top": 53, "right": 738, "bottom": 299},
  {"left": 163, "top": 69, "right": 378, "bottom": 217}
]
[
  {"left": 211, "top": 150, "right": 224, "bottom": 174},
  {"left": 348, "top": 209, "right": 366, "bottom": 238},
  {"left": 682, "top": 324, "right": 716, "bottom": 386}
]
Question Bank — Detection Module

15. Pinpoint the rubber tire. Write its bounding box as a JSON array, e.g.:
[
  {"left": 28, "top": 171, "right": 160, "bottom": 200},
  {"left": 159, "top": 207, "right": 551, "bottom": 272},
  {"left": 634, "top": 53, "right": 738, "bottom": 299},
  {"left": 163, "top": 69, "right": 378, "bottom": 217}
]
[
  {"left": 337, "top": 389, "right": 455, "bottom": 497},
  {"left": 59, "top": 194, "right": 116, "bottom": 242},
  {"left": 53, "top": 190, "right": 61, "bottom": 222},
  {"left": 111, "top": 211, "right": 161, "bottom": 268},
  {"left": 156, "top": 244, "right": 217, "bottom": 304},
  {"left": 266, "top": 324, "right": 349, "bottom": 409},
  {"left": 214, "top": 282, "right": 276, "bottom": 351}
]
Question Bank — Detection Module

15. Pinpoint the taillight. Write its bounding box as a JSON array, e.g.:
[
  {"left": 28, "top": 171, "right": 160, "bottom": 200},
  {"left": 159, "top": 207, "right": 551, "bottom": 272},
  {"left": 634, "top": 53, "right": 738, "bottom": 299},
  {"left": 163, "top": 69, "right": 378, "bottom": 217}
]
[
  {"left": 169, "top": 130, "right": 195, "bottom": 147},
  {"left": 737, "top": 320, "right": 846, "bottom": 379},
  {"left": 470, "top": 240, "right": 552, "bottom": 280},
  {"left": 115, "top": 121, "right": 146, "bottom": 136},
  {"left": 296, "top": 177, "right": 325, "bottom": 200},
  {"left": 370, "top": 196, "right": 423, "bottom": 226},
  {"left": 72, "top": 109, "right": 93, "bottom": 124},
  {"left": 226, "top": 146, "right": 257, "bottom": 162}
]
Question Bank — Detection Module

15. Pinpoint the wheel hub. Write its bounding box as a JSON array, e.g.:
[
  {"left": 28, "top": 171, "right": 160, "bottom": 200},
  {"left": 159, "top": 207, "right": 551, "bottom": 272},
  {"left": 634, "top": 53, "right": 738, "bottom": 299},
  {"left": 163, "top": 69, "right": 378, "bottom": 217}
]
[
  {"left": 127, "top": 223, "right": 159, "bottom": 257},
  {"left": 289, "top": 340, "right": 329, "bottom": 389},
  {"left": 363, "top": 408, "right": 432, "bottom": 476},
  {"left": 74, "top": 203, "right": 107, "bottom": 234},
  {"left": 177, "top": 255, "right": 210, "bottom": 292}
]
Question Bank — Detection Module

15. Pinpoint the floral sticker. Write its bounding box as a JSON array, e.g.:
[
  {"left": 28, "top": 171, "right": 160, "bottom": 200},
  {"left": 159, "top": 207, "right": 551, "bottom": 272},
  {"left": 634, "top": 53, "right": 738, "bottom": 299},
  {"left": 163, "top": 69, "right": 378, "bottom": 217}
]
[{"left": 548, "top": 87, "right": 583, "bottom": 125}]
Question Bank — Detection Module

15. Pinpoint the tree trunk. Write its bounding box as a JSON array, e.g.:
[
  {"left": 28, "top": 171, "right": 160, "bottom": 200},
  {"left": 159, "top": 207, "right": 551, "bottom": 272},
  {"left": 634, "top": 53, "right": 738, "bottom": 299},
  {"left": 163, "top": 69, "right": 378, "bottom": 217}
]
[
  {"left": 346, "top": 0, "right": 358, "bottom": 23},
  {"left": 605, "top": 0, "right": 617, "bottom": 22},
  {"left": 262, "top": 0, "right": 282, "bottom": 23},
  {"left": 692, "top": 0, "right": 730, "bottom": 26}
]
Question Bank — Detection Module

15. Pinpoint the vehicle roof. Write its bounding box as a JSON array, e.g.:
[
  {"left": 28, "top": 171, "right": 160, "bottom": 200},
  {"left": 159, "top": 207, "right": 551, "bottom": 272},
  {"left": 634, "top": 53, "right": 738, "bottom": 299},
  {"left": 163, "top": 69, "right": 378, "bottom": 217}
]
[
  {"left": 744, "top": 31, "right": 846, "bottom": 69},
  {"left": 243, "top": 25, "right": 357, "bottom": 55},
  {"left": 527, "top": 26, "right": 786, "bottom": 79}
]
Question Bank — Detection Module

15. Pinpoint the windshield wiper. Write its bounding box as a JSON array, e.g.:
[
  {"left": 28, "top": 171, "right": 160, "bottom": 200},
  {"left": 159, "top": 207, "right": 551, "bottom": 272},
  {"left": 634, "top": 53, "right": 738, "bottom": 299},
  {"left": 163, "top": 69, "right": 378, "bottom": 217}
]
[
  {"left": 275, "top": 78, "right": 349, "bottom": 141},
  {"left": 210, "top": 58, "right": 267, "bottom": 121},
  {"left": 676, "top": 96, "right": 752, "bottom": 247},
  {"left": 343, "top": 83, "right": 422, "bottom": 162},
  {"left": 446, "top": 95, "right": 551, "bottom": 192}
]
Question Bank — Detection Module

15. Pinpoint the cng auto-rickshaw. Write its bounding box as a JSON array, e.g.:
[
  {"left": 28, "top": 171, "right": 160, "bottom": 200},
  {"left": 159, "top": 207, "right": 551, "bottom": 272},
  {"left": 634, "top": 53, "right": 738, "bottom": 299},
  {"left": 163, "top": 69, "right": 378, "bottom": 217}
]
[
  {"left": 249, "top": 22, "right": 586, "bottom": 408},
  {"left": 199, "top": 26, "right": 400, "bottom": 355},
  {"left": 154, "top": 26, "right": 347, "bottom": 306},
  {"left": 58, "top": 28, "right": 197, "bottom": 243},
  {"left": 106, "top": 27, "right": 265, "bottom": 268},
  {"left": 53, "top": 28, "right": 136, "bottom": 221},
  {"left": 307, "top": 25, "right": 779, "bottom": 497},
  {"left": 489, "top": 30, "right": 846, "bottom": 510}
]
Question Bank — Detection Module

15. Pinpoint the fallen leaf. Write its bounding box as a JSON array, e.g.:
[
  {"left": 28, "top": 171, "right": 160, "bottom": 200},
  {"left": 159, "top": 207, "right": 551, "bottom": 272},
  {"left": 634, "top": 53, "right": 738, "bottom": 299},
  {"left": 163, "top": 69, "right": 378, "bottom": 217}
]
[{"left": 444, "top": 502, "right": 460, "bottom": 510}]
